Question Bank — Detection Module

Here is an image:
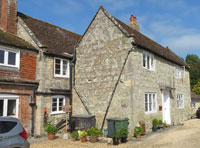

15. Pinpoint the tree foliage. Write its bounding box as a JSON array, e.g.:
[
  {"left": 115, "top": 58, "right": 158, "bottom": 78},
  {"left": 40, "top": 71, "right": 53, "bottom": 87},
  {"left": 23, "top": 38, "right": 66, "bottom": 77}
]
[
  {"left": 185, "top": 54, "right": 200, "bottom": 89},
  {"left": 192, "top": 81, "right": 200, "bottom": 95},
  {"left": 186, "top": 54, "right": 200, "bottom": 66}
]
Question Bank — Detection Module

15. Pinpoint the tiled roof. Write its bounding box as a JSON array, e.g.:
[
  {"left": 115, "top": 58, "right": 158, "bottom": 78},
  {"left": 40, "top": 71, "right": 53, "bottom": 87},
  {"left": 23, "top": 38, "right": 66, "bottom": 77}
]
[
  {"left": 191, "top": 91, "right": 200, "bottom": 99},
  {"left": 18, "top": 12, "right": 81, "bottom": 58},
  {"left": 114, "top": 18, "right": 188, "bottom": 68},
  {"left": 99, "top": 6, "right": 188, "bottom": 68},
  {"left": 0, "top": 28, "right": 36, "bottom": 51}
]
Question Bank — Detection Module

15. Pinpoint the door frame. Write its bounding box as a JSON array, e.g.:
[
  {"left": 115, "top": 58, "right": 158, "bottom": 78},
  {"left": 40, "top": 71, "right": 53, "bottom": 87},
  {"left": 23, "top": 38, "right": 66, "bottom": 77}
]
[{"left": 162, "top": 90, "right": 171, "bottom": 124}]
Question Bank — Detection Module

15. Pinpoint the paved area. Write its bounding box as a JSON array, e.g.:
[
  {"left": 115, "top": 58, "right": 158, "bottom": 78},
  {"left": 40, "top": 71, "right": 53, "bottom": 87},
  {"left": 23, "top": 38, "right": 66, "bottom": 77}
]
[{"left": 30, "top": 119, "right": 200, "bottom": 148}]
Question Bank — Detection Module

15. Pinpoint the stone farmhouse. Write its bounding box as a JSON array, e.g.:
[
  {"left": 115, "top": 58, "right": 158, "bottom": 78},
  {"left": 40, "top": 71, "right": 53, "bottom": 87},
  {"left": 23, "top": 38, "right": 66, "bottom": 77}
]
[
  {"left": 0, "top": 0, "right": 81, "bottom": 136},
  {"left": 72, "top": 6, "right": 191, "bottom": 134}
]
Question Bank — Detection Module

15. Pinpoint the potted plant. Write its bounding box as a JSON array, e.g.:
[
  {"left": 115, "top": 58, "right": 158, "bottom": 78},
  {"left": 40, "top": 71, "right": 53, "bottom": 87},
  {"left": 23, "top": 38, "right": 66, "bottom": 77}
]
[
  {"left": 80, "top": 130, "right": 87, "bottom": 142},
  {"left": 134, "top": 126, "right": 143, "bottom": 140},
  {"left": 152, "top": 118, "right": 159, "bottom": 132},
  {"left": 112, "top": 132, "right": 120, "bottom": 145},
  {"left": 71, "top": 131, "right": 79, "bottom": 141},
  {"left": 163, "top": 121, "right": 167, "bottom": 129},
  {"left": 87, "top": 127, "right": 100, "bottom": 143},
  {"left": 158, "top": 119, "right": 163, "bottom": 129},
  {"left": 45, "top": 123, "right": 57, "bottom": 140},
  {"left": 119, "top": 128, "right": 128, "bottom": 143}
]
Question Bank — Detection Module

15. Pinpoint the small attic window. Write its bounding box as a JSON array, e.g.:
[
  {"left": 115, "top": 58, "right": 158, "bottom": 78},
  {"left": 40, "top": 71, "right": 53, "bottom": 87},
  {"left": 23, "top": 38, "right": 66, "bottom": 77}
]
[{"left": 0, "top": 48, "right": 20, "bottom": 69}]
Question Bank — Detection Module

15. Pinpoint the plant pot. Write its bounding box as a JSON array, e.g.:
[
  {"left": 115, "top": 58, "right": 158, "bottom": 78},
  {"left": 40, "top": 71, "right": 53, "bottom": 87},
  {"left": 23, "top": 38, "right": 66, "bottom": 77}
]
[
  {"left": 72, "top": 137, "right": 78, "bottom": 141},
  {"left": 48, "top": 133, "right": 55, "bottom": 140},
  {"left": 112, "top": 138, "right": 119, "bottom": 145},
  {"left": 121, "top": 137, "right": 127, "bottom": 143},
  {"left": 89, "top": 136, "right": 98, "bottom": 143},
  {"left": 152, "top": 125, "right": 157, "bottom": 132},
  {"left": 163, "top": 124, "right": 167, "bottom": 129},
  {"left": 136, "top": 134, "right": 141, "bottom": 140},
  {"left": 81, "top": 137, "right": 87, "bottom": 142}
]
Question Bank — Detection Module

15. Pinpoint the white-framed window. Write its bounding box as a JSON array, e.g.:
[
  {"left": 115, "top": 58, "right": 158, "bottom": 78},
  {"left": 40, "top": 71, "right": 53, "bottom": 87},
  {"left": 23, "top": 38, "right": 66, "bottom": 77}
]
[
  {"left": 192, "top": 100, "right": 196, "bottom": 108},
  {"left": 51, "top": 95, "right": 65, "bottom": 114},
  {"left": 0, "top": 48, "right": 20, "bottom": 68},
  {"left": 145, "top": 92, "right": 157, "bottom": 113},
  {"left": 176, "top": 67, "right": 182, "bottom": 78},
  {"left": 177, "top": 94, "right": 184, "bottom": 109},
  {"left": 143, "top": 52, "right": 155, "bottom": 70},
  {"left": 0, "top": 94, "right": 19, "bottom": 118},
  {"left": 54, "top": 58, "right": 69, "bottom": 78}
]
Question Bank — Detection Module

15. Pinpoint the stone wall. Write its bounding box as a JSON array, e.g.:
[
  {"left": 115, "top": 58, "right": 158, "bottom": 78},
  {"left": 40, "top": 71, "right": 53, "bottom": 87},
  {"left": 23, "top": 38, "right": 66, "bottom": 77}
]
[
  {"left": 73, "top": 9, "right": 134, "bottom": 128},
  {"left": 73, "top": 8, "right": 191, "bottom": 136}
]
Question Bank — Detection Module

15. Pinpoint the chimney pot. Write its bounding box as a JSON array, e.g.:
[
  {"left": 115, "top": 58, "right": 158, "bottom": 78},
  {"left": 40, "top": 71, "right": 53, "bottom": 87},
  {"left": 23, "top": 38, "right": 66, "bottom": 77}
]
[{"left": 129, "top": 14, "right": 140, "bottom": 32}]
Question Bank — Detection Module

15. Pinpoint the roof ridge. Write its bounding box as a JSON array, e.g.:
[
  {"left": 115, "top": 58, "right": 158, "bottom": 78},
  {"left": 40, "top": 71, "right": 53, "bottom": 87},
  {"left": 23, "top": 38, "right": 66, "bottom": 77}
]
[{"left": 17, "top": 12, "right": 81, "bottom": 37}]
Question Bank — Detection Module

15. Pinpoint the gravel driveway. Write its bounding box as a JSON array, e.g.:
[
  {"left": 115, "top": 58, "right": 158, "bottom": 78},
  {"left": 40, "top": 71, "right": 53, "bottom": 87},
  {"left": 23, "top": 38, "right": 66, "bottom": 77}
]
[{"left": 30, "top": 119, "right": 200, "bottom": 148}]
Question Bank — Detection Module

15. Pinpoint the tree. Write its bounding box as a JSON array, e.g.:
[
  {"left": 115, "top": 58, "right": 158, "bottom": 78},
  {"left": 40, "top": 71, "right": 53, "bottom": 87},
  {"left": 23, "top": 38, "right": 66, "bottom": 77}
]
[
  {"left": 186, "top": 54, "right": 200, "bottom": 66},
  {"left": 185, "top": 54, "right": 200, "bottom": 89},
  {"left": 192, "top": 81, "right": 200, "bottom": 95}
]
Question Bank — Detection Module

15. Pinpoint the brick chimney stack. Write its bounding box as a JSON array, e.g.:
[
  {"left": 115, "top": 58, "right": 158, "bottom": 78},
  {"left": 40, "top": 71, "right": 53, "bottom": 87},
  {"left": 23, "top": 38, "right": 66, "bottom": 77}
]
[
  {"left": 0, "top": 0, "right": 17, "bottom": 34},
  {"left": 129, "top": 15, "right": 139, "bottom": 32}
]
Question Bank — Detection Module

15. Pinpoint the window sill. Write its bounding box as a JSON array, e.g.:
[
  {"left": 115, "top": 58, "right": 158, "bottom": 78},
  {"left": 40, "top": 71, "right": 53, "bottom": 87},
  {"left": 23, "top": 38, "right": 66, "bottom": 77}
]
[
  {"left": 177, "top": 107, "right": 184, "bottom": 109},
  {"left": 143, "top": 67, "right": 155, "bottom": 72},
  {"left": 145, "top": 111, "right": 157, "bottom": 114},
  {"left": 50, "top": 112, "right": 66, "bottom": 115},
  {"left": 54, "top": 75, "right": 69, "bottom": 79}
]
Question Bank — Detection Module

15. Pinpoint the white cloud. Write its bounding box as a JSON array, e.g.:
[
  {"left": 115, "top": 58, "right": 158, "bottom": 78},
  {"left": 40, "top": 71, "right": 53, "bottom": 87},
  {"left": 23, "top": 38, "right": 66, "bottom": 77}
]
[
  {"left": 150, "top": 21, "right": 196, "bottom": 36},
  {"left": 162, "top": 34, "right": 200, "bottom": 54}
]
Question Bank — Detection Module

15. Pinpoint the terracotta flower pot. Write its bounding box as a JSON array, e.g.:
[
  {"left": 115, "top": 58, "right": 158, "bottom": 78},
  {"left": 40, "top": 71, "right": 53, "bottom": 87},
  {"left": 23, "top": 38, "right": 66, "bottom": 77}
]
[
  {"left": 136, "top": 134, "right": 141, "bottom": 140},
  {"left": 48, "top": 133, "right": 55, "bottom": 140},
  {"left": 81, "top": 137, "right": 87, "bottom": 142},
  {"left": 89, "top": 136, "right": 98, "bottom": 143},
  {"left": 72, "top": 137, "right": 78, "bottom": 141}
]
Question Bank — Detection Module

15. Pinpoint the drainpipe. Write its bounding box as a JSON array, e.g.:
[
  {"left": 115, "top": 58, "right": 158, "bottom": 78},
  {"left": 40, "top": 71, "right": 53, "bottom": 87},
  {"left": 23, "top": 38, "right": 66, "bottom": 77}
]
[
  {"left": 29, "top": 85, "right": 38, "bottom": 137},
  {"left": 68, "top": 48, "right": 76, "bottom": 133}
]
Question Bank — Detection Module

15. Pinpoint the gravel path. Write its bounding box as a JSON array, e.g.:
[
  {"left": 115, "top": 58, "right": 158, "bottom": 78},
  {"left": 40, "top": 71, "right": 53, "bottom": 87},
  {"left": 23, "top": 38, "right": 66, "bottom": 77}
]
[{"left": 30, "top": 119, "right": 200, "bottom": 148}]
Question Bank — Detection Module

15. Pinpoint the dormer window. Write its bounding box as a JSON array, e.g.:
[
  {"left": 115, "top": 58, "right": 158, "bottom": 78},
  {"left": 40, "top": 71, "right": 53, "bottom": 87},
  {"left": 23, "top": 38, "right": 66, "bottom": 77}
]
[
  {"left": 54, "top": 58, "right": 69, "bottom": 78},
  {"left": 0, "top": 48, "right": 20, "bottom": 68},
  {"left": 143, "top": 52, "right": 155, "bottom": 70}
]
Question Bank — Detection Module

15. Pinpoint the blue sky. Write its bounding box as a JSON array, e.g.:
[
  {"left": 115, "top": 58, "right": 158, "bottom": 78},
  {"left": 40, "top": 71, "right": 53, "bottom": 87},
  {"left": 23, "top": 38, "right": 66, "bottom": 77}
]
[{"left": 18, "top": 0, "right": 200, "bottom": 59}]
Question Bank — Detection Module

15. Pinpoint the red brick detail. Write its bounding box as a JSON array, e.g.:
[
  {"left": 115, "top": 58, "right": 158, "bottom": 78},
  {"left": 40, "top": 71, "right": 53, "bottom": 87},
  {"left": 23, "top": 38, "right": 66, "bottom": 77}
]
[
  {"left": 0, "top": 0, "right": 17, "bottom": 34},
  {"left": 0, "top": 51, "right": 37, "bottom": 81},
  {"left": 0, "top": 84, "right": 33, "bottom": 135},
  {"left": 20, "top": 52, "right": 37, "bottom": 80}
]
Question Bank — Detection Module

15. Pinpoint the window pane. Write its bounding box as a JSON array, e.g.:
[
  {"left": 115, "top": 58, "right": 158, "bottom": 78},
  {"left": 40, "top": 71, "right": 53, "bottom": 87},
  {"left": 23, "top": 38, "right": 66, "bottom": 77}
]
[
  {"left": 52, "top": 98, "right": 57, "bottom": 112},
  {"left": 63, "top": 60, "right": 68, "bottom": 75},
  {"left": 143, "top": 53, "right": 146, "bottom": 67},
  {"left": 59, "top": 98, "right": 64, "bottom": 111},
  {"left": 0, "top": 50, "right": 4, "bottom": 64},
  {"left": 0, "top": 100, "right": 3, "bottom": 116},
  {"left": 8, "top": 52, "right": 16, "bottom": 65},
  {"left": 147, "top": 55, "right": 150, "bottom": 69},
  {"left": 145, "top": 103, "right": 148, "bottom": 112},
  {"left": 145, "top": 94, "right": 148, "bottom": 103},
  {"left": 55, "top": 59, "right": 61, "bottom": 75},
  {"left": 7, "top": 100, "right": 16, "bottom": 116}
]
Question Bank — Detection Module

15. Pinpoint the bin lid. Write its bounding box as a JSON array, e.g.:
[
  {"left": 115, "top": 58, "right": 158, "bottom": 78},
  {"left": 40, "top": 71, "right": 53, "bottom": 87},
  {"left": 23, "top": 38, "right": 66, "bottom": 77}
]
[
  {"left": 106, "top": 117, "right": 129, "bottom": 121},
  {"left": 72, "top": 114, "right": 95, "bottom": 119}
]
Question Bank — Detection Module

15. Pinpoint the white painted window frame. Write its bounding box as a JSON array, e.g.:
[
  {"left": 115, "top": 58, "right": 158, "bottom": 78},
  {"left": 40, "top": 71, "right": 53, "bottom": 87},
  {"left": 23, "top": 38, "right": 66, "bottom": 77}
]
[
  {"left": 54, "top": 57, "right": 69, "bottom": 78},
  {"left": 143, "top": 51, "right": 155, "bottom": 71},
  {"left": 0, "top": 48, "right": 20, "bottom": 68},
  {"left": 145, "top": 92, "right": 157, "bottom": 114},
  {"left": 0, "top": 94, "right": 19, "bottom": 118},
  {"left": 175, "top": 67, "right": 182, "bottom": 78},
  {"left": 51, "top": 95, "right": 65, "bottom": 114},
  {"left": 177, "top": 94, "right": 184, "bottom": 109}
]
